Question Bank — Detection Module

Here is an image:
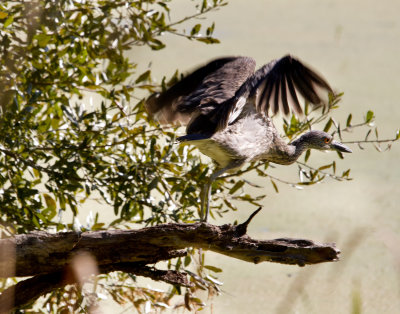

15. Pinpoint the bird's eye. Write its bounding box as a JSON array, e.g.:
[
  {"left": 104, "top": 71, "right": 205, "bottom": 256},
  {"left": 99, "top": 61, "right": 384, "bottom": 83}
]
[{"left": 324, "top": 137, "right": 331, "bottom": 144}]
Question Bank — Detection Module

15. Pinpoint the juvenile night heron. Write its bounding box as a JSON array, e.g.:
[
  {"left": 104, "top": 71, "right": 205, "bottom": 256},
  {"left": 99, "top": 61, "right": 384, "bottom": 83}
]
[{"left": 146, "top": 55, "right": 352, "bottom": 221}]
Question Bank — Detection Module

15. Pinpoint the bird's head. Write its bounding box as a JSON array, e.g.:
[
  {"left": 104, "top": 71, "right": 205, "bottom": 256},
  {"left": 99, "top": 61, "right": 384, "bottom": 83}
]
[{"left": 297, "top": 130, "right": 352, "bottom": 153}]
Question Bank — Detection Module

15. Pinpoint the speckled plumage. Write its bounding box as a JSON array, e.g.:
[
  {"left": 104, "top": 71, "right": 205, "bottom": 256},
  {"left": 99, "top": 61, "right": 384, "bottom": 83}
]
[
  {"left": 185, "top": 106, "right": 286, "bottom": 170},
  {"left": 146, "top": 55, "right": 351, "bottom": 220}
]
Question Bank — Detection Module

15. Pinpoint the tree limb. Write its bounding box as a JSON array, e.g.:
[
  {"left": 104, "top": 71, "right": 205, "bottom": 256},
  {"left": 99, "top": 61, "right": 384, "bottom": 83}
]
[
  {"left": 0, "top": 210, "right": 340, "bottom": 310},
  {"left": 0, "top": 212, "right": 340, "bottom": 279},
  {"left": 0, "top": 263, "right": 193, "bottom": 312}
]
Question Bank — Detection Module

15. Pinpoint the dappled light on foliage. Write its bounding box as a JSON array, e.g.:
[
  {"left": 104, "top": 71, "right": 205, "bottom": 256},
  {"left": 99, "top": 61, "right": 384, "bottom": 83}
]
[
  {"left": 0, "top": 0, "right": 227, "bottom": 233},
  {"left": 0, "top": 0, "right": 398, "bottom": 312}
]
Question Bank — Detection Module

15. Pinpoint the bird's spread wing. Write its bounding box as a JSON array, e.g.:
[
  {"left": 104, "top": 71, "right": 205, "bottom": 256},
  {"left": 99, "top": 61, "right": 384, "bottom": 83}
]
[
  {"left": 253, "top": 55, "right": 333, "bottom": 115},
  {"left": 145, "top": 57, "right": 256, "bottom": 127},
  {"left": 216, "top": 55, "right": 333, "bottom": 130}
]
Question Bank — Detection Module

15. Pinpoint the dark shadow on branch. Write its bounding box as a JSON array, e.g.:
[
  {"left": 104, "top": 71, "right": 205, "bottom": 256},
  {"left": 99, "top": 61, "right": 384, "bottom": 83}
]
[{"left": 0, "top": 262, "right": 193, "bottom": 312}]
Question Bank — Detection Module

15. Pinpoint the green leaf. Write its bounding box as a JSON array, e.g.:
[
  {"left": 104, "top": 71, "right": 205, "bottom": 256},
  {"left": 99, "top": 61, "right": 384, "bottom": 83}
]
[
  {"left": 229, "top": 180, "right": 244, "bottom": 194},
  {"left": 32, "top": 215, "right": 41, "bottom": 228},
  {"left": 206, "top": 22, "right": 215, "bottom": 36},
  {"left": 175, "top": 257, "right": 182, "bottom": 270},
  {"left": 323, "top": 118, "right": 333, "bottom": 132},
  {"left": 204, "top": 265, "right": 223, "bottom": 273},
  {"left": 223, "top": 199, "right": 236, "bottom": 210},
  {"left": 91, "top": 223, "right": 105, "bottom": 230},
  {"left": 342, "top": 169, "right": 351, "bottom": 177},
  {"left": 304, "top": 149, "right": 311, "bottom": 162},
  {"left": 196, "top": 37, "right": 220, "bottom": 44},
  {"left": 33, "top": 168, "right": 42, "bottom": 178},
  {"left": 270, "top": 179, "right": 279, "bottom": 193},
  {"left": 201, "top": 0, "right": 209, "bottom": 12},
  {"left": 184, "top": 255, "right": 191, "bottom": 267},
  {"left": 365, "top": 110, "right": 374, "bottom": 123},
  {"left": 318, "top": 164, "right": 332, "bottom": 171},
  {"left": 346, "top": 114, "right": 352, "bottom": 127},
  {"left": 191, "top": 24, "right": 201, "bottom": 36},
  {"left": 135, "top": 70, "right": 151, "bottom": 83},
  {"left": 297, "top": 181, "right": 316, "bottom": 186},
  {"left": 3, "top": 15, "right": 13, "bottom": 28},
  {"left": 43, "top": 193, "right": 57, "bottom": 211},
  {"left": 35, "top": 34, "right": 51, "bottom": 47}
]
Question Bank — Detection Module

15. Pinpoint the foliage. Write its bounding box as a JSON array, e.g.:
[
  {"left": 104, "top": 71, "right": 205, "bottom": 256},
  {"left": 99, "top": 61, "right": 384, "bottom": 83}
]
[
  {"left": 0, "top": 0, "right": 398, "bottom": 311},
  {"left": 0, "top": 0, "right": 226, "bottom": 233}
]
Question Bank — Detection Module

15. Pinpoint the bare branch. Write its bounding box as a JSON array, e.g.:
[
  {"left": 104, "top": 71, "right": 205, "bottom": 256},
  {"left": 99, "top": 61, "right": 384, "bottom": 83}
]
[
  {"left": 0, "top": 219, "right": 339, "bottom": 279},
  {"left": 0, "top": 211, "right": 339, "bottom": 310},
  {"left": 0, "top": 263, "right": 192, "bottom": 312}
]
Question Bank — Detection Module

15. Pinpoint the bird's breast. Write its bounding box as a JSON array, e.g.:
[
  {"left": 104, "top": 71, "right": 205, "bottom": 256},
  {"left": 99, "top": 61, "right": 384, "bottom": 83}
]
[
  {"left": 211, "top": 114, "right": 277, "bottom": 161},
  {"left": 187, "top": 138, "right": 241, "bottom": 168},
  {"left": 184, "top": 113, "right": 284, "bottom": 168}
]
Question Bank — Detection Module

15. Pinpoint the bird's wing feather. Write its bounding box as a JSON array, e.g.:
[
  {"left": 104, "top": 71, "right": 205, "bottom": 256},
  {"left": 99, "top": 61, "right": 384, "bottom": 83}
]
[
  {"left": 145, "top": 56, "right": 256, "bottom": 126},
  {"left": 252, "top": 55, "right": 333, "bottom": 116},
  {"left": 216, "top": 55, "right": 333, "bottom": 130}
]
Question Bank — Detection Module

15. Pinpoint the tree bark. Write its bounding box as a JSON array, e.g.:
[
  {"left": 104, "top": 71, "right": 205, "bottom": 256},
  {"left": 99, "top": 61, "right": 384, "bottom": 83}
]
[
  {"left": 0, "top": 217, "right": 339, "bottom": 278},
  {"left": 0, "top": 264, "right": 192, "bottom": 313},
  {"left": 0, "top": 210, "right": 340, "bottom": 310}
]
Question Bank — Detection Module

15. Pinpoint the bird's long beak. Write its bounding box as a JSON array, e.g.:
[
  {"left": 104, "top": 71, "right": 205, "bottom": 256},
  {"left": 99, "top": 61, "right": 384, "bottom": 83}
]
[{"left": 331, "top": 140, "right": 352, "bottom": 153}]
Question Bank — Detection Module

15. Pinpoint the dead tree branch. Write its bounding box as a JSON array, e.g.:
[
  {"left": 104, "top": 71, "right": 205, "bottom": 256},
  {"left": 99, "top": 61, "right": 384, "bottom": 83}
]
[
  {"left": 0, "top": 213, "right": 339, "bottom": 278},
  {"left": 0, "top": 209, "right": 340, "bottom": 310},
  {"left": 0, "top": 263, "right": 192, "bottom": 313}
]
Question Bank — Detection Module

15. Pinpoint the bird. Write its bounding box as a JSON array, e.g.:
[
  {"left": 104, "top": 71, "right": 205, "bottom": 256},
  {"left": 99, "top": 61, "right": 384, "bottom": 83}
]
[{"left": 146, "top": 55, "right": 352, "bottom": 221}]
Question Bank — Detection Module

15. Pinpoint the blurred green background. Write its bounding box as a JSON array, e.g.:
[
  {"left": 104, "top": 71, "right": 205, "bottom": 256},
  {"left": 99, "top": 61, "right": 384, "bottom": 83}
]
[{"left": 117, "top": 0, "right": 400, "bottom": 313}]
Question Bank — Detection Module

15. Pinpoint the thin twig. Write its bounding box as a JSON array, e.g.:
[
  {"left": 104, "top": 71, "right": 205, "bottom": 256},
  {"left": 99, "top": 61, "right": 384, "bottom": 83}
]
[
  {"left": 296, "top": 161, "right": 350, "bottom": 181},
  {"left": 341, "top": 138, "right": 398, "bottom": 144},
  {"left": 126, "top": 5, "right": 222, "bottom": 46},
  {"left": 0, "top": 147, "right": 61, "bottom": 177}
]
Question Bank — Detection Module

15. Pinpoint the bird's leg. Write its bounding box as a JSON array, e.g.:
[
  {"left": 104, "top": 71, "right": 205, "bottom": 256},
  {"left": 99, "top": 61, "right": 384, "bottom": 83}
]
[
  {"left": 200, "top": 168, "right": 226, "bottom": 222},
  {"left": 200, "top": 160, "right": 244, "bottom": 222}
]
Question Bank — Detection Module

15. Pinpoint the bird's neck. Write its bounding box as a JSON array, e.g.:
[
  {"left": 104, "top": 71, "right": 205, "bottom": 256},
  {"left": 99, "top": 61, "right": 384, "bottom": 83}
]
[
  {"left": 269, "top": 136, "right": 308, "bottom": 165},
  {"left": 290, "top": 137, "right": 309, "bottom": 160}
]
